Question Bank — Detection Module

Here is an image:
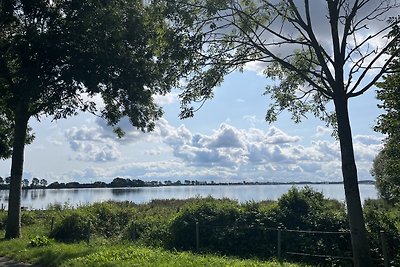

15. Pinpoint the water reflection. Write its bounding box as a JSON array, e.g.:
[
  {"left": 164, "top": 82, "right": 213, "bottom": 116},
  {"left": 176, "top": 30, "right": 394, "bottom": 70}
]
[
  {"left": 0, "top": 184, "right": 378, "bottom": 210},
  {"left": 29, "top": 189, "right": 45, "bottom": 200},
  {"left": 111, "top": 188, "right": 142, "bottom": 196}
]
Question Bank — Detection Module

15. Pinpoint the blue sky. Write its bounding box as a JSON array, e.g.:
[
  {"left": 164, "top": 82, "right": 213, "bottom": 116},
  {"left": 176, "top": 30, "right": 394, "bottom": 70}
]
[{"left": 0, "top": 69, "right": 384, "bottom": 184}]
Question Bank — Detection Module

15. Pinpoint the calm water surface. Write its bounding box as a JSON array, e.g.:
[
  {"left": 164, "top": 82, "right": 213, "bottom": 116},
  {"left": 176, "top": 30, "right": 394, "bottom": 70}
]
[{"left": 0, "top": 184, "right": 377, "bottom": 210}]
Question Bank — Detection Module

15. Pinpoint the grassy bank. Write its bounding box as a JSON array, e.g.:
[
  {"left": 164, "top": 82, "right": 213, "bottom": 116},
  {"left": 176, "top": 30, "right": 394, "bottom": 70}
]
[{"left": 0, "top": 228, "right": 302, "bottom": 267}]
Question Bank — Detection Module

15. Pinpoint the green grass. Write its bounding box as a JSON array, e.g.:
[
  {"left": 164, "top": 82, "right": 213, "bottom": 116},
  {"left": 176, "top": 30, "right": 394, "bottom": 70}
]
[
  {"left": 61, "top": 246, "right": 302, "bottom": 267},
  {"left": 0, "top": 226, "right": 305, "bottom": 267}
]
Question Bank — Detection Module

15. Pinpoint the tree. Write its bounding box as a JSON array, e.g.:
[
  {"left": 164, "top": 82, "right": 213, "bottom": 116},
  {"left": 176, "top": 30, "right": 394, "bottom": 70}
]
[
  {"left": 176, "top": 1, "right": 400, "bottom": 266},
  {"left": 22, "top": 179, "right": 29, "bottom": 188},
  {"left": 40, "top": 179, "right": 47, "bottom": 187},
  {"left": 372, "top": 48, "right": 400, "bottom": 204},
  {"left": 4, "top": 177, "right": 10, "bottom": 185},
  {"left": 0, "top": 177, "right": 4, "bottom": 185},
  {"left": 30, "top": 178, "right": 39, "bottom": 188},
  {"left": 0, "top": 0, "right": 199, "bottom": 238},
  {"left": 372, "top": 141, "right": 400, "bottom": 203}
]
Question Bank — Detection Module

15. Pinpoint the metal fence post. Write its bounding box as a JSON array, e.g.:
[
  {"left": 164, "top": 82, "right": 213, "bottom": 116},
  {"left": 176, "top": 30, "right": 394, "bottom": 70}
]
[
  {"left": 196, "top": 221, "right": 200, "bottom": 251},
  {"left": 86, "top": 220, "right": 90, "bottom": 244},
  {"left": 50, "top": 216, "right": 55, "bottom": 232},
  {"left": 380, "top": 231, "right": 389, "bottom": 267},
  {"left": 277, "top": 227, "right": 282, "bottom": 259},
  {"left": 131, "top": 222, "right": 136, "bottom": 240}
]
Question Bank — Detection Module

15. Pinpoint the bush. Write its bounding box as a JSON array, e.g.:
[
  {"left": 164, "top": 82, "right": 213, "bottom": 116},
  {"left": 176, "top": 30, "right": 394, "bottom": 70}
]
[
  {"left": 84, "top": 201, "right": 136, "bottom": 238},
  {"left": 169, "top": 197, "right": 241, "bottom": 251},
  {"left": 29, "top": 235, "right": 51, "bottom": 247},
  {"left": 168, "top": 190, "right": 350, "bottom": 266},
  {"left": 232, "top": 201, "right": 278, "bottom": 257},
  {"left": 274, "top": 187, "right": 350, "bottom": 265},
  {"left": 21, "top": 211, "right": 36, "bottom": 226},
  {"left": 364, "top": 199, "right": 400, "bottom": 266},
  {"left": 128, "top": 217, "right": 172, "bottom": 247},
  {"left": 0, "top": 211, "right": 6, "bottom": 230},
  {"left": 50, "top": 211, "right": 92, "bottom": 242}
]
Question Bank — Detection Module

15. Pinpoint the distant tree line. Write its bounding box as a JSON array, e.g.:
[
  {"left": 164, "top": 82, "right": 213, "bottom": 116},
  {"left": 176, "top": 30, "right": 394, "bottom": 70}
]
[
  {"left": 0, "top": 177, "right": 47, "bottom": 190},
  {"left": 0, "top": 176, "right": 375, "bottom": 191}
]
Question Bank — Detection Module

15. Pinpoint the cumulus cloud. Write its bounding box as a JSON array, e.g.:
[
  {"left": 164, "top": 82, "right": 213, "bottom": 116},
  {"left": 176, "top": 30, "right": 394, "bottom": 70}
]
[
  {"left": 265, "top": 126, "right": 301, "bottom": 144},
  {"left": 155, "top": 121, "right": 382, "bottom": 182},
  {"left": 153, "top": 92, "right": 178, "bottom": 105},
  {"left": 315, "top": 126, "right": 332, "bottom": 137},
  {"left": 354, "top": 135, "right": 383, "bottom": 145},
  {"left": 64, "top": 115, "right": 383, "bottom": 182}
]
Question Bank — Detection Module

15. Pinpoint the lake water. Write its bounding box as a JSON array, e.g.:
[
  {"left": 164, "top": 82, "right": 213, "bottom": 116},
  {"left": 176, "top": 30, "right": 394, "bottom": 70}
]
[{"left": 0, "top": 184, "right": 378, "bottom": 210}]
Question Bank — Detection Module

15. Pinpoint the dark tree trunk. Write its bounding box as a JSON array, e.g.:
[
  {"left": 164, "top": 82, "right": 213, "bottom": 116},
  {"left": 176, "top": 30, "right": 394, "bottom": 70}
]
[
  {"left": 334, "top": 94, "right": 372, "bottom": 267},
  {"left": 5, "top": 102, "right": 29, "bottom": 239}
]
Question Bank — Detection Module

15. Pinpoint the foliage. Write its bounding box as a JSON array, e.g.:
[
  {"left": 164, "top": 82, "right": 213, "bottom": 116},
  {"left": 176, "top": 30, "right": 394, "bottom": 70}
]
[
  {"left": 0, "top": 230, "right": 305, "bottom": 267},
  {"left": 0, "top": 0, "right": 202, "bottom": 238},
  {"left": 375, "top": 66, "right": 400, "bottom": 138},
  {"left": 29, "top": 235, "right": 51, "bottom": 247},
  {"left": 50, "top": 211, "right": 92, "bottom": 242},
  {"left": 83, "top": 201, "right": 137, "bottom": 238},
  {"left": 21, "top": 211, "right": 36, "bottom": 226},
  {"left": 175, "top": 2, "right": 400, "bottom": 264},
  {"left": 364, "top": 199, "right": 400, "bottom": 267},
  {"left": 372, "top": 141, "right": 400, "bottom": 204},
  {"left": 0, "top": 211, "right": 6, "bottom": 230},
  {"left": 170, "top": 197, "right": 241, "bottom": 251},
  {"left": 276, "top": 187, "right": 347, "bottom": 230},
  {"left": 0, "top": 197, "right": 399, "bottom": 266},
  {"left": 169, "top": 189, "right": 349, "bottom": 265},
  {"left": 373, "top": 53, "right": 400, "bottom": 204},
  {"left": 274, "top": 187, "right": 351, "bottom": 265}
]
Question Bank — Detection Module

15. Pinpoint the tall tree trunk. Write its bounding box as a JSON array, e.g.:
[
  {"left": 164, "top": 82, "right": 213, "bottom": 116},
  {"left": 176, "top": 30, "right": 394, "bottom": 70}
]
[
  {"left": 334, "top": 95, "right": 372, "bottom": 267},
  {"left": 5, "top": 102, "right": 29, "bottom": 239}
]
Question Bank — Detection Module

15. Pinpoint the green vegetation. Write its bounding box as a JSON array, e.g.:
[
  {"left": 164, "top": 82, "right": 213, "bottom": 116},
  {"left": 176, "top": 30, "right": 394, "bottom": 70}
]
[
  {"left": 0, "top": 187, "right": 399, "bottom": 266},
  {"left": 176, "top": 2, "right": 400, "bottom": 265},
  {"left": 372, "top": 37, "right": 400, "bottom": 204},
  {"left": 0, "top": 0, "right": 200, "bottom": 238}
]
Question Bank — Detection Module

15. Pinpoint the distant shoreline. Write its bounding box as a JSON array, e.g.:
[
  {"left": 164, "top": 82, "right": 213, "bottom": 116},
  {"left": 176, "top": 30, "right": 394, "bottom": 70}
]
[{"left": 0, "top": 179, "right": 375, "bottom": 191}]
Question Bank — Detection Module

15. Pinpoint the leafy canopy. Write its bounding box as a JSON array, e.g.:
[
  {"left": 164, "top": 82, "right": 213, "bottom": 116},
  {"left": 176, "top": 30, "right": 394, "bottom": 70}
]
[
  {"left": 0, "top": 0, "right": 200, "bottom": 153},
  {"left": 176, "top": 0, "right": 399, "bottom": 128},
  {"left": 372, "top": 29, "right": 400, "bottom": 203}
]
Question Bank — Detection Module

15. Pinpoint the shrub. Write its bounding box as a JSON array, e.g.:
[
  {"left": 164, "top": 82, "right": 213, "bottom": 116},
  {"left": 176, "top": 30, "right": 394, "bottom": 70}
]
[
  {"left": 232, "top": 201, "right": 278, "bottom": 257},
  {"left": 50, "top": 211, "right": 92, "bottom": 242},
  {"left": 364, "top": 199, "right": 400, "bottom": 266},
  {"left": 169, "top": 197, "right": 241, "bottom": 252},
  {"left": 84, "top": 201, "right": 136, "bottom": 238},
  {"left": 0, "top": 211, "right": 6, "bottom": 230},
  {"left": 29, "top": 235, "right": 51, "bottom": 247},
  {"left": 21, "top": 211, "right": 36, "bottom": 226},
  {"left": 274, "top": 187, "right": 350, "bottom": 266},
  {"left": 129, "top": 217, "right": 172, "bottom": 247}
]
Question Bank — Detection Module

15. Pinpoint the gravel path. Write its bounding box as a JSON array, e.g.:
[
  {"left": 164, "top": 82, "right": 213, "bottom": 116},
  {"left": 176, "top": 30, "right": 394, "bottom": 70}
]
[{"left": 0, "top": 257, "right": 36, "bottom": 267}]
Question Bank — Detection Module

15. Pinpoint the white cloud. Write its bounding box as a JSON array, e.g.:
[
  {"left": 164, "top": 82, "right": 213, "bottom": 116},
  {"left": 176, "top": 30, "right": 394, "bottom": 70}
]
[
  {"left": 61, "top": 116, "right": 383, "bottom": 182},
  {"left": 354, "top": 135, "right": 383, "bottom": 145},
  {"left": 315, "top": 126, "right": 332, "bottom": 137},
  {"left": 208, "top": 124, "right": 245, "bottom": 148},
  {"left": 243, "top": 61, "right": 267, "bottom": 75},
  {"left": 265, "top": 126, "right": 301, "bottom": 144},
  {"left": 153, "top": 93, "right": 178, "bottom": 105}
]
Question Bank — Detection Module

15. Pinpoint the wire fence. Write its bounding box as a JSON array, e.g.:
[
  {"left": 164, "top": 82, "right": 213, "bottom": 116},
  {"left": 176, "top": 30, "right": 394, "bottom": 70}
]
[
  {"left": 179, "top": 222, "right": 391, "bottom": 267},
  {"left": 48, "top": 215, "right": 393, "bottom": 267}
]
